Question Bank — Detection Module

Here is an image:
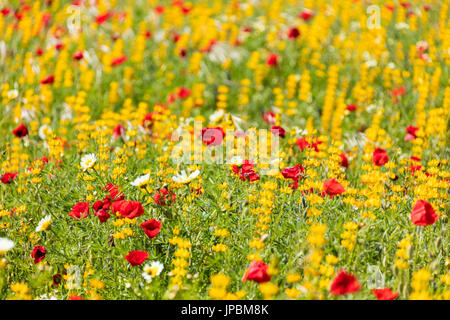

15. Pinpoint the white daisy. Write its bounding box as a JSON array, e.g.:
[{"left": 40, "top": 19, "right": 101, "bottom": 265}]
[
  {"left": 36, "top": 215, "right": 52, "bottom": 232},
  {"left": 38, "top": 124, "right": 53, "bottom": 140},
  {"left": 228, "top": 156, "right": 243, "bottom": 166},
  {"left": 209, "top": 109, "right": 225, "bottom": 123},
  {"left": 172, "top": 169, "right": 200, "bottom": 184},
  {"left": 142, "top": 261, "right": 164, "bottom": 281},
  {"left": 80, "top": 154, "right": 97, "bottom": 171},
  {"left": 131, "top": 173, "right": 151, "bottom": 187},
  {"left": 0, "top": 238, "right": 14, "bottom": 255}
]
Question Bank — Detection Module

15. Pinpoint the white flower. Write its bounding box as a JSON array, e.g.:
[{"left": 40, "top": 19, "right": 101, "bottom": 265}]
[
  {"left": 80, "top": 154, "right": 97, "bottom": 171},
  {"left": 7, "top": 90, "right": 18, "bottom": 99},
  {"left": 0, "top": 238, "right": 14, "bottom": 254},
  {"left": 209, "top": 109, "right": 225, "bottom": 123},
  {"left": 142, "top": 261, "right": 164, "bottom": 281},
  {"left": 131, "top": 173, "right": 151, "bottom": 187},
  {"left": 172, "top": 169, "right": 200, "bottom": 184},
  {"left": 228, "top": 156, "right": 243, "bottom": 166},
  {"left": 36, "top": 215, "right": 52, "bottom": 232},
  {"left": 38, "top": 124, "right": 53, "bottom": 140}
]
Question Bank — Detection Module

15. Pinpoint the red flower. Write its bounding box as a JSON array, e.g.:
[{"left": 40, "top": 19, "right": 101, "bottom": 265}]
[
  {"left": 287, "top": 27, "right": 300, "bottom": 39},
  {"left": 270, "top": 126, "right": 285, "bottom": 138},
  {"left": 262, "top": 111, "right": 276, "bottom": 125},
  {"left": 392, "top": 86, "right": 406, "bottom": 103},
  {"left": 31, "top": 246, "right": 47, "bottom": 264},
  {"left": 73, "top": 51, "right": 84, "bottom": 60},
  {"left": 140, "top": 219, "right": 162, "bottom": 239},
  {"left": 296, "top": 137, "right": 310, "bottom": 151},
  {"left": 201, "top": 127, "right": 225, "bottom": 146},
  {"left": 125, "top": 250, "right": 149, "bottom": 266},
  {"left": 372, "top": 148, "right": 389, "bottom": 166},
  {"left": 69, "top": 202, "right": 89, "bottom": 219},
  {"left": 105, "top": 183, "right": 124, "bottom": 201},
  {"left": 153, "top": 188, "right": 176, "bottom": 206},
  {"left": 323, "top": 179, "right": 345, "bottom": 197},
  {"left": 405, "top": 126, "right": 419, "bottom": 141},
  {"left": 68, "top": 294, "right": 83, "bottom": 300},
  {"left": 330, "top": 270, "right": 361, "bottom": 295},
  {"left": 346, "top": 104, "right": 357, "bottom": 111},
  {"left": 266, "top": 53, "right": 278, "bottom": 67},
  {"left": 339, "top": 153, "right": 349, "bottom": 168},
  {"left": 155, "top": 6, "right": 164, "bottom": 14},
  {"left": 242, "top": 260, "right": 271, "bottom": 283},
  {"left": 281, "top": 164, "right": 304, "bottom": 182},
  {"left": 372, "top": 287, "right": 399, "bottom": 300},
  {"left": 95, "top": 209, "right": 111, "bottom": 223},
  {"left": 1, "top": 172, "right": 18, "bottom": 184},
  {"left": 111, "top": 54, "right": 127, "bottom": 66},
  {"left": 300, "top": 9, "right": 314, "bottom": 21},
  {"left": 111, "top": 200, "right": 144, "bottom": 219},
  {"left": 36, "top": 47, "right": 44, "bottom": 56},
  {"left": 95, "top": 12, "right": 110, "bottom": 24},
  {"left": 177, "top": 87, "right": 191, "bottom": 99},
  {"left": 113, "top": 123, "right": 124, "bottom": 139},
  {"left": 40, "top": 75, "right": 54, "bottom": 85},
  {"left": 12, "top": 123, "right": 29, "bottom": 138},
  {"left": 411, "top": 200, "right": 438, "bottom": 226}
]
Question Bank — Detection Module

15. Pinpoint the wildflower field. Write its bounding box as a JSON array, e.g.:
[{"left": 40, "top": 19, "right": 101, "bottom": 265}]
[{"left": 0, "top": 0, "right": 449, "bottom": 301}]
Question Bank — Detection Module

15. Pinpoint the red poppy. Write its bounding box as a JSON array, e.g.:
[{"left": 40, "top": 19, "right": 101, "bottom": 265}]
[
  {"left": 266, "top": 53, "right": 278, "bottom": 67},
  {"left": 95, "top": 12, "right": 110, "bottom": 24},
  {"left": 411, "top": 200, "right": 438, "bottom": 226},
  {"left": 68, "top": 294, "right": 83, "bottom": 300},
  {"left": 113, "top": 123, "right": 124, "bottom": 139},
  {"left": 125, "top": 250, "right": 149, "bottom": 266},
  {"left": 372, "top": 148, "right": 389, "bottom": 166},
  {"left": 300, "top": 9, "right": 314, "bottom": 21},
  {"left": 31, "top": 246, "right": 47, "bottom": 264},
  {"left": 12, "top": 123, "right": 29, "bottom": 138},
  {"left": 140, "top": 219, "right": 162, "bottom": 239},
  {"left": 405, "top": 126, "right": 419, "bottom": 141},
  {"left": 262, "top": 111, "right": 276, "bottom": 125},
  {"left": 202, "top": 127, "right": 225, "bottom": 146},
  {"left": 296, "top": 137, "right": 322, "bottom": 152},
  {"left": 105, "top": 183, "right": 124, "bottom": 201},
  {"left": 1, "top": 172, "right": 18, "bottom": 184},
  {"left": 346, "top": 104, "right": 357, "bottom": 111},
  {"left": 1, "top": 8, "right": 10, "bottom": 16},
  {"left": 176, "top": 87, "right": 190, "bottom": 99},
  {"left": 242, "top": 260, "right": 271, "bottom": 283},
  {"left": 69, "top": 202, "right": 90, "bottom": 219},
  {"left": 73, "top": 51, "right": 84, "bottom": 60},
  {"left": 55, "top": 43, "right": 65, "bottom": 51},
  {"left": 153, "top": 188, "right": 176, "bottom": 206},
  {"left": 270, "top": 126, "right": 286, "bottom": 138},
  {"left": 340, "top": 153, "right": 349, "bottom": 168},
  {"left": 372, "top": 287, "right": 399, "bottom": 300},
  {"left": 392, "top": 86, "right": 406, "bottom": 103},
  {"left": 111, "top": 54, "right": 127, "bottom": 66},
  {"left": 36, "top": 47, "right": 44, "bottom": 56},
  {"left": 94, "top": 209, "right": 111, "bottom": 223},
  {"left": 287, "top": 27, "right": 300, "bottom": 39},
  {"left": 330, "top": 270, "right": 361, "bottom": 295},
  {"left": 323, "top": 179, "right": 345, "bottom": 197},
  {"left": 155, "top": 6, "right": 165, "bottom": 14},
  {"left": 40, "top": 75, "right": 55, "bottom": 85},
  {"left": 111, "top": 200, "right": 144, "bottom": 219},
  {"left": 281, "top": 164, "right": 304, "bottom": 182}
]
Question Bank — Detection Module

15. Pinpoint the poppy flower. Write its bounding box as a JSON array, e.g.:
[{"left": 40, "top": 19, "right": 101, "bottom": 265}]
[
  {"left": 40, "top": 75, "right": 54, "bottom": 85},
  {"left": 330, "top": 270, "right": 361, "bottom": 295},
  {"left": 12, "top": 123, "right": 29, "bottom": 138},
  {"left": 140, "top": 219, "right": 162, "bottom": 239},
  {"left": 411, "top": 200, "right": 438, "bottom": 226},
  {"left": 113, "top": 123, "right": 124, "bottom": 139},
  {"left": 111, "top": 54, "right": 127, "bottom": 66},
  {"left": 94, "top": 209, "right": 111, "bottom": 223},
  {"left": 36, "top": 47, "right": 44, "bottom": 56},
  {"left": 339, "top": 153, "right": 349, "bottom": 168},
  {"left": 73, "top": 51, "right": 84, "bottom": 60},
  {"left": 155, "top": 6, "right": 164, "bottom": 14},
  {"left": 281, "top": 164, "right": 304, "bottom": 182},
  {"left": 95, "top": 12, "right": 110, "bottom": 24},
  {"left": 201, "top": 127, "right": 225, "bottom": 146},
  {"left": 177, "top": 87, "right": 191, "bottom": 99},
  {"left": 372, "top": 287, "right": 399, "bottom": 300},
  {"left": 405, "top": 126, "right": 419, "bottom": 141},
  {"left": 31, "top": 246, "right": 47, "bottom": 264},
  {"left": 372, "top": 148, "right": 389, "bottom": 166},
  {"left": 105, "top": 183, "right": 124, "bottom": 201},
  {"left": 1, "top": 8, "right": 10, "bottom": 16},
  {"left": 346, "top": 104, "right": 357, "bottom": 111},
  {"left": 69, "top": 202, "right": 89, "bottom": 219},
  {"left": 296, "top": 137, "right": 310, "bottom": 151},
  {"left": 55, "top": 43, "right": 65, "bottom": 51},
  {"left": 262, "top": 111, "right": 276, "bottom": 125},
  {"left": 392, "top": 86, "right": 406, "bottom": 103},
  {"left": 1, "top": 172, "right": 18, "bottom": 184},
  {"left": 270, "top": 126, "right": 286, "bottom": 138},
  {"left": 125, "top": 250, "right": 149, "bottom": 266},
  {"left": 111, "top": 200, "right": 144, "bottom": 219},
  {"left": 242, "top": 260, "right": 271, "bottom": 283},
  {"left": 300, "top": 9, "right": 314, "bottom": 21},
  {"left": 323, "top": 179, "right": 345, "bottom": 197},
  {"left": 68, "top": 294, "right": 83, "bottom": 300},
  {"left": 287, "top": 27, "right": 300, "bottom": 39},
  {"left": 153, "top": 188, "right": 176, "bottom": 206},
  {"left": 266, "top": 53, "right": 278, "bottom": 67}
]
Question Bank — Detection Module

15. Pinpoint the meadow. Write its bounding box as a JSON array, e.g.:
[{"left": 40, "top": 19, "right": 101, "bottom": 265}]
[{"left": 0, "top": 0, "right": 448, "bottom": 300}]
